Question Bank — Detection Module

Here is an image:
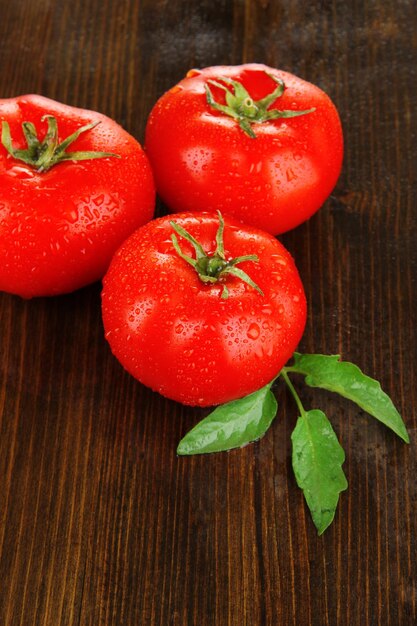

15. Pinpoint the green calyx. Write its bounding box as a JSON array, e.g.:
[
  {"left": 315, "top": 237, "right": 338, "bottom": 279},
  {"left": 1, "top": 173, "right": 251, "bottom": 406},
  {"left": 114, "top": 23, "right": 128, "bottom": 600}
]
[
  {"left": 170, "top": 211, "right": 264, "bottom": 299},
  {"left": 205, "top": 72, "right": 315, "bottom": 138},
  {"left": 1, "top": 115, "right": 120, "bottom": 172}
]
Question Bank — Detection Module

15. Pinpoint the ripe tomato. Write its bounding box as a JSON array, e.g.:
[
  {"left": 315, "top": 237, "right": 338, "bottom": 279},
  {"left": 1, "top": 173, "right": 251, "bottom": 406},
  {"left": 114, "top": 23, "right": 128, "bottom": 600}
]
[
  {"left": 145, "top": 63, "right": 343, "bottom": 235},
  {"left": 102, "top": 212, "right": 306, "bottom": 407},
  {"left": 0, "top": 94, "right": 155, "bottom": 298}
]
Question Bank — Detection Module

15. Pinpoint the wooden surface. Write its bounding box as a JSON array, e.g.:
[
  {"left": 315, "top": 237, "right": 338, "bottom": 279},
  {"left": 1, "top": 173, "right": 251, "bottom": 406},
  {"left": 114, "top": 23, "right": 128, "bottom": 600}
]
[{"left": 0, "top": 1, "right": 416, "bottom": 624}]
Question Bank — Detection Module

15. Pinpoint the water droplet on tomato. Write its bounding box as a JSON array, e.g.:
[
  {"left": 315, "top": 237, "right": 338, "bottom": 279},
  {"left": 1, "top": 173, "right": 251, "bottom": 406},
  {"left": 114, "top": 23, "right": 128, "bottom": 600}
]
[
  {"left": 93, "top": 194, "right": 105, "bottom": 206},
  {"left": 186, "top": 69, "right": 201, "bottom": 78},
  {"left": 8, "top": 165, "right": 35, "bottom": 179},
  {"left": 286, "top": 168, "right": 297, "bottom": 182},
  {"left": 175, "top": 323, "right": 184, "bottom": 334},
  {"left": 247, "top": 323, "right": 260, "bottom": 340},
  {"left": 254, "top": 344, "right": 264, "bottom": 358},
  {"left": 272, "top": 256, "right": 287, "bottom": 266}
]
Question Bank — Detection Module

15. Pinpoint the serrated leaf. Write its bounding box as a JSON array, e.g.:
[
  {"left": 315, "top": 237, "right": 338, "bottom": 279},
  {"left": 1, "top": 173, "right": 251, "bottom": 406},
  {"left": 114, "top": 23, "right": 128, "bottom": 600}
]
[
  {"left": 291, "top": 409, "right": 348, "bottom": 534},
  {"left": 290, "top": 353, "right": 409, "bottom": 443},
  {"left": 177, "top": 382, "right": 277, "bottom": 455}
]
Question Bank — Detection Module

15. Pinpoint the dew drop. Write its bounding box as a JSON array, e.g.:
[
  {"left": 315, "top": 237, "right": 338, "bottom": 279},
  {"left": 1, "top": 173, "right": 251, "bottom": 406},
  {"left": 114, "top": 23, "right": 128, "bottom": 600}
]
[
  {"left": 254, "top": 344, "right": 264, "bottom": 358},
  {"left": 186, "top": 69, "right": 200, "bottom": 78},
  {"left": 247, "top": 323, "right": 260, "bottom": 340},
  {"left": 93, "top": 194, "right": 105, "bottom": 206},
  {"left": 276, "top": 259, "right": 287, "bottom": 266},
  {"left": 286, "top": 168, "right": 297, "bottom": 182},
  {"left": 8, "top": 165, "right": 35, "bottom": 179}
]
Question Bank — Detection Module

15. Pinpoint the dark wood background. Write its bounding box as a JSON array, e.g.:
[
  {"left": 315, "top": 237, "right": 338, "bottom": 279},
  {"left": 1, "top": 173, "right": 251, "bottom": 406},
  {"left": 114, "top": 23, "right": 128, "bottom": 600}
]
[{"left": 0, "top": 1, "right": 416, "bottom": 624}]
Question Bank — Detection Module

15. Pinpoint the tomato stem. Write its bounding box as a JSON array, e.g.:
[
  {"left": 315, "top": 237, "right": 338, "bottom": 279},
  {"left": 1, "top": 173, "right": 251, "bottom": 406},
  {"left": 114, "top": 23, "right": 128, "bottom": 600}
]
[
  {"left": 281, "top": 368, "right": 307, "bottom": 418},
  {"left": 170, "top": 211, "right": 264, "bottom": 299},
  {"left": 205, "top": 72, "right": 316, "bottom": 138},
  {"left": 1, "top": 116, "right": 120, "bottom": 172}
]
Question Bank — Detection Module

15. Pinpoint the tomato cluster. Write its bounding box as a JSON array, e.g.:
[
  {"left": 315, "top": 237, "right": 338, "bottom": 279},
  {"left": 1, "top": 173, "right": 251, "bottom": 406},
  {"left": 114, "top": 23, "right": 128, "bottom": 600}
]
[{"left": 0, "top": 64, "right": 343, "bottom": 406}]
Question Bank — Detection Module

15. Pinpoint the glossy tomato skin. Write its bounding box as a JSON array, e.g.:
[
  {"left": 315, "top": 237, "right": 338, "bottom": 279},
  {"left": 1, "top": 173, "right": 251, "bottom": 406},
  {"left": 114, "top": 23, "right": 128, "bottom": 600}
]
[
  {"left": 0, "top": 95, "right": 155, "bottom": 298},
  {"left": 145, "top": 64, "right": 343, "bottom": 235},
  {"left": 102, "top": 213, "right": 306, "bottom": 407}
]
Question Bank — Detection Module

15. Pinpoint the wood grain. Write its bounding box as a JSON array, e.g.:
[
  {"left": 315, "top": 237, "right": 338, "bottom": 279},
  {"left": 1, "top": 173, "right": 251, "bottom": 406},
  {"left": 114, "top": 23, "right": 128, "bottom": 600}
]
[{"left": 0, "top": 0, "right": 416, "bottom": 624}]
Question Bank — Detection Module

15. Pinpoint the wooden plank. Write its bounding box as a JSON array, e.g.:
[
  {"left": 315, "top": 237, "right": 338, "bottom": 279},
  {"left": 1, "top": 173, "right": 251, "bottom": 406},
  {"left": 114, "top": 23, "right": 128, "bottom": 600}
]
[{"left": 0, "top": 0, "right": 415, "bottom": 624}]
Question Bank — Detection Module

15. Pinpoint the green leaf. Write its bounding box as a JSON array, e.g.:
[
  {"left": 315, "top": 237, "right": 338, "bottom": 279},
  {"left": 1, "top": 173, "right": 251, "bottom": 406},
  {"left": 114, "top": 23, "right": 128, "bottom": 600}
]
[
  {"left": 291, "top": 409, "right": 348, "bottom": 534},
  {"left": 289, "top": 353, "right": 409, "bottom": 443},
  {"left": 177, "top": 382, "right": 278, "bottom": 455}
]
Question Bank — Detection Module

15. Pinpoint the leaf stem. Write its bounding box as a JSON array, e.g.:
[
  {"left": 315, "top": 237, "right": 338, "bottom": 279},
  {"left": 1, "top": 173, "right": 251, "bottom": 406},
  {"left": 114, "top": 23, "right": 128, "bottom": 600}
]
[{"left": 281, "top": 369, "right": 307, "bottom": 418}]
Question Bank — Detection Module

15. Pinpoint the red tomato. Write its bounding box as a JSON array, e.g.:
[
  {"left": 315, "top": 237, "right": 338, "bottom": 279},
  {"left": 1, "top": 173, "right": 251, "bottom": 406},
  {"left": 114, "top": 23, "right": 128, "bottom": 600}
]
[
  {"left": 0, "top": 94, "right": 155, "bottom": 297},
  {"left": 102, "top": 212, "right": 306, "bottom": 406},
  {"left": 145, "top": 63, "right": 343, "bottom": 235}
]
